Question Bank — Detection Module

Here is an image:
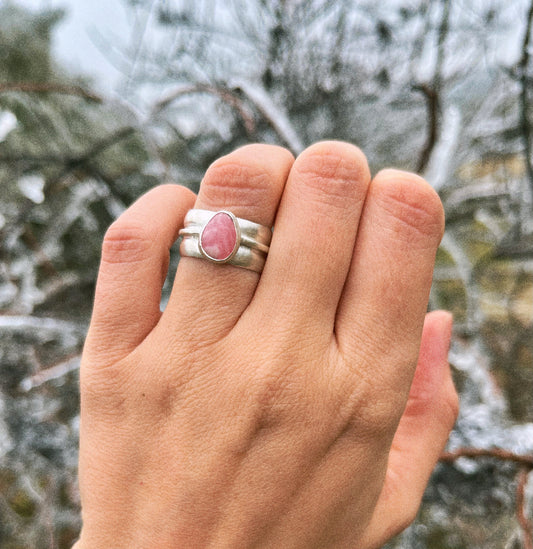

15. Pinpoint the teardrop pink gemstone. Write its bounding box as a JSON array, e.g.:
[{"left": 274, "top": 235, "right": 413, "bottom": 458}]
[{"left": 200, "top": 212, "right": 237, "bottom": 260}]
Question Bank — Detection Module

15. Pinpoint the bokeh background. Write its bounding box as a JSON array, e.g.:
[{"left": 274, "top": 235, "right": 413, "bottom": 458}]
[{"left": 0, "top": 0, "right": 532, "bottom": 547}]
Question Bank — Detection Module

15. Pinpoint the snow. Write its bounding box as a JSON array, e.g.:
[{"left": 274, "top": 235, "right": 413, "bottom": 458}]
[
  {"left": 17, "top": 175, "right": 45, "bottom": 204},
  {"left": 0, "top": 111, "right": 17, "bottom": 142},
  {"left": 232, "top": 79, "right": 305, "bottom": 155}
]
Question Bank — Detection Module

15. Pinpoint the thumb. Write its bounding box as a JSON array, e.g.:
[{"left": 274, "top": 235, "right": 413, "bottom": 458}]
[{"left": 360, "top": 310, "right": 459, "bottom": 547}]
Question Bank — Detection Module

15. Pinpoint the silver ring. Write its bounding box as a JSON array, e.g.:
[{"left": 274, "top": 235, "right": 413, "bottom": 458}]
[{"left": 179, "top": 209, "right": 271, "bottom": 273}]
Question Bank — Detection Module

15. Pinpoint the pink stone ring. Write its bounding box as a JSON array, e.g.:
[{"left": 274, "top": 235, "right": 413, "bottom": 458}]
[{"left": 179, "top": 209, "right": 272, "bottom": 272}]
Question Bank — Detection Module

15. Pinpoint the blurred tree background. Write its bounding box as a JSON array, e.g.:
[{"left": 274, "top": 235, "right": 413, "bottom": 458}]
[{"left": 0, "top": 0, "right": 532, "bottom": 547}]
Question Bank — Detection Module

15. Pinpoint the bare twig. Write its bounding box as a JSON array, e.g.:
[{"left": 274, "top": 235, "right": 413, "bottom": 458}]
[
  {"left": 68, "top": 126, "right": 137, "bottom": 167},
  {"left": 517, "top": 468, "right": 533, "bottom": 549},
  {"left": 155, "top": 80, "right": 306, "bottom": 154},
  {"left": 518, "top": 0, "right": 533, "bottom": 205},
  {"left": 124, "top": 0, "right": 158, "bottom": 97},
  {"left": 20, "top": 226, "right": 58, "bottom": 277},
  {"left": 0, "top": 82, "right": 102, "bottom": 103},
  {"left": 19, "top": 354, "right": 81, "bottom": 392},
  {"left": 153, "top": 83, "right": 256, "bottom": 135},
  {"left": 0, "top": 315, "right": 83, "bottom": 335},
  {"left": 413, "top": 83, "right": 439, "bottom": 173},
  {"left": 433, "top": 0, "right": 451, "bottom": 92},
  {"left": 441, "top": 447, "right": 533, "bottom": 548},
  {"left": 440, "top": 448, "right": 533, "bottom": 469},
  {"left": 231, "top": 79, "right": 304, "bottom": 154},
  {"left": 414, "top": 0, "right": 451, "bottom": 173}
]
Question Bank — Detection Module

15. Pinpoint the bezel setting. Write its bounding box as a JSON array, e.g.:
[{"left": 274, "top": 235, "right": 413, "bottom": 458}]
[{"left": 198, "top": 210, "right": 241, "bottom": 263}]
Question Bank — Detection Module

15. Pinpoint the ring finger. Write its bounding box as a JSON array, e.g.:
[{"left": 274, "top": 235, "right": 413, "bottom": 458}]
[{"left": 163, "top": 144, "right": 294, "bottom": 341}]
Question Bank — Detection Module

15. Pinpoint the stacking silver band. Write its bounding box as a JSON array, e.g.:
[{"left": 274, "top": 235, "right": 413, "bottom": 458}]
[{"left": 179, "top": 209, "right": 271, "bottom": 273}]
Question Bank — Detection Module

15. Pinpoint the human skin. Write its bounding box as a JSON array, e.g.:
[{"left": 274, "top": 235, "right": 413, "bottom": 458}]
[{"left": 74, "top": 142, "right": 459, "bottom": 548}]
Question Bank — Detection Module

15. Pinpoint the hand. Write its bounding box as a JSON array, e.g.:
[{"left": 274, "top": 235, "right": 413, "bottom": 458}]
[{"left": 75, "top": 142, "right": 458, "bottom": 548}]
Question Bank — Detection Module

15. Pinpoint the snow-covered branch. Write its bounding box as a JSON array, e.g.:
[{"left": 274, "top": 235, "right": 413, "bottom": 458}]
[{"left": 230, "top": 79, "right": 305, "bottom": 155}]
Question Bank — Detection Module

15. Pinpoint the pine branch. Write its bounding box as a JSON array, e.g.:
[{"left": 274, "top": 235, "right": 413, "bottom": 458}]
[
  {"left": 0, "top": 82, "right": 102, "bottom": 103},
  {"left": 0, "top": 127, "right": 137, "bottom": 178}
]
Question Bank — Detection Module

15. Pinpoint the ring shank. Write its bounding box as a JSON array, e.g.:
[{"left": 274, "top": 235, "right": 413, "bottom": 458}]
[{"left": 180, "top": 234, "right": 267, "bottom": 272}]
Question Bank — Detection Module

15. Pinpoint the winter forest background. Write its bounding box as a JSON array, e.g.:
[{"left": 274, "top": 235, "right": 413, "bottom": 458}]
[{"left": 0, "top": 0, "right": 532, "bottom": 547}]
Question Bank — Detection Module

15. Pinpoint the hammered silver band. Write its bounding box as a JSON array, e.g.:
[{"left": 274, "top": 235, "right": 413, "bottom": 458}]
[{"left": 179, "top": 209, "right": 271, "bottom": 273}]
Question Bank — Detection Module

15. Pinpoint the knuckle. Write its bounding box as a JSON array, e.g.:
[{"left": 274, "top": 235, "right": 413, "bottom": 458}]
[
  {"left": 359, "top": 396, "right": 404, "bottom": 439},
  {"left": 373, "top": 170, "right": 445, "bottom": 243},
  {"left": 339, "top": 376, "right": 405, "bottom": 441},
  {"left": 242, "top": 341, "right": 322, "bottom": 431},
  {"left": 102, "top": 221, "right": 154, "bottom": 265},
  {"left": 202, "top": 157, "right": 272, "bottom": 207},
  {"left": 249, "top": 366, "right": 305, "bottom": 430},
  {"left": 80, "top": 362, "right": 128, "bottom": 418},
  {"left": 406, "top": 370, "right": 459, "bottom": 426},
  {"left": 293, "top": 141, "right": 370, "bottom": 209},
  {"left": 336, "top": 345, "right": 418, "bottom": 439}
]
